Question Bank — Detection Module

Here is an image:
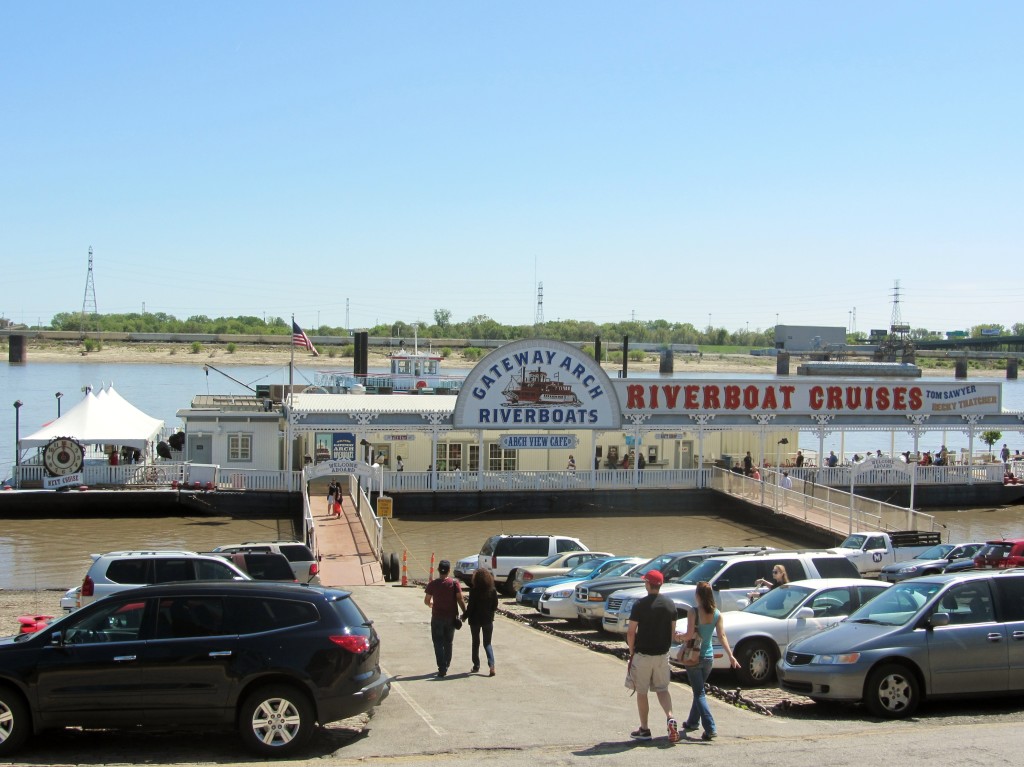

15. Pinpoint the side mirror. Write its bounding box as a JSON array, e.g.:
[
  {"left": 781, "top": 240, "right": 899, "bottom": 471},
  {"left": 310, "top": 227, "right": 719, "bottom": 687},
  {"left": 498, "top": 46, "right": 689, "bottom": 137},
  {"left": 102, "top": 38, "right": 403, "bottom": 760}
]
[
  {"left": 49, "top": 631, "right": 63, "bottom": 646},
  {"left": 794, "top": 607, "right": 814, "bottom": 620},
  {"left": 929, "top": 612, "right": 950, "bottom": 628}
]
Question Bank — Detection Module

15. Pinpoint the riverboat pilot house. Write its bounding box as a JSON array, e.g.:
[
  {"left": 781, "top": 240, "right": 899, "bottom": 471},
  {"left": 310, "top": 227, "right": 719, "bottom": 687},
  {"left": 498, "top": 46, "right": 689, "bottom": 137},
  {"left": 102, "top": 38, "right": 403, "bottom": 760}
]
[{"left": 170, "top": 339, "right": 1017, "bottom": 494}]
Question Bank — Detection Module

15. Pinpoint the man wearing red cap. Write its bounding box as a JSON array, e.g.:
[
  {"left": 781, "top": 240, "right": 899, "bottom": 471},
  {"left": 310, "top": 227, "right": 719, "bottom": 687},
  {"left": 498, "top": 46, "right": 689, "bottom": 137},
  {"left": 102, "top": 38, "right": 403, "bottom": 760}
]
[{"left": 625, "top": 569, "right": 679, "bottom": 742}]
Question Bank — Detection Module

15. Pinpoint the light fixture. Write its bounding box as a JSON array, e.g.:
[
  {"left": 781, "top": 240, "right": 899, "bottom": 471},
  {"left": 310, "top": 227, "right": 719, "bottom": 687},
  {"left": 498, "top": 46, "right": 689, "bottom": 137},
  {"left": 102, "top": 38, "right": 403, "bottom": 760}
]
[{"left": 55, "top": 391, "right": 63, "bottom": 417}]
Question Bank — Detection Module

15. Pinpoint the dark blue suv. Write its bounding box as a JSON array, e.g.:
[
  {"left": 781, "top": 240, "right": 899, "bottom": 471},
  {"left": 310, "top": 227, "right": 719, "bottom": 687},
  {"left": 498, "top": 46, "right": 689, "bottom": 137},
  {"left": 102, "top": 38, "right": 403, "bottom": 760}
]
[{"left": 0, "top": 581, "right": 389, "bottom": 758}]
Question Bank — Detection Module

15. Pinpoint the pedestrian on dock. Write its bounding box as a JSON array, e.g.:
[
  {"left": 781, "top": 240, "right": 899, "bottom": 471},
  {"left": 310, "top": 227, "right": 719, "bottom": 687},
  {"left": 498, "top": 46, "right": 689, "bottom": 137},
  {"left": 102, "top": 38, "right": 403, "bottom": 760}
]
[
  {"left": 795, "top": 450, "right": 804, "bottom": 468},
  {"left": 567, "top": 455, "right": 576, "bottom": 473},
  {"left": 326, "top": 480, "right": 339, "bottom": 515},
  {"left": 424, "top": 560, "right": 466, "bottom": 679},
  {"left": 779, "top": 471, "right": 792, "bottom": 490},
  {"left": 464, "top": 567, "right": 498, "bottom": 676},
  {"left": 625, "top": 570, "right": 678, "bottom": 743},
  {"left": 743, "top": 451, "right": 753, "bottom": 475}
]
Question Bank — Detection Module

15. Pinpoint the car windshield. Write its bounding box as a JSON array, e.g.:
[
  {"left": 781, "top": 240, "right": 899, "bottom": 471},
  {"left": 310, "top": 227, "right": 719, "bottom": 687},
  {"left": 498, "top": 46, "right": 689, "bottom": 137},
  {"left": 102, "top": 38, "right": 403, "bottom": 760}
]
[
  {"left": 638, "top": 554, "right": 676, "bottom": 575},
  {"left": 838, "top": 534, "right": 867, "bottom": 550},
  {"left": 915, "top": 544, "right": 954, "bottom": 560},
  {"left": 600, "top": 561, "right": 640, "bottom": 578},
  {"left": 743, "top": 585, "right": 814, "bottom": 618},
  {"left": 566, "top": 559, "right": 607, "bottom": 577},
  {"left": 847, "top": 581, "right": 941, "bottom": 626},
  {"left": 537, "top": 554, "right": 562, "bottom": 567},
  {"left": 679, "top": 559, "right": 728, "bottom": 585}
]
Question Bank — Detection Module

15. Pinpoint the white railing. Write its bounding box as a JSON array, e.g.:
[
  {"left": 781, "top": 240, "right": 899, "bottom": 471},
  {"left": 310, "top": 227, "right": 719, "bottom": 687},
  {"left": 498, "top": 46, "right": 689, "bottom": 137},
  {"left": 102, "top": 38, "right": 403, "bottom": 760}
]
[
  {"left": 783, "top": 463, "right": 1006, "bottom": 487},
  {"left": 711, "top": 467, "right": 939, "bottom": 537},
  {"left": 219, "top": 469, "right": 298, "bottom": 491},
  {"left": 349, "top": 474, "right": 383, "bottom": 561},
  {"left": 380, "top": 468, "right": 707, "bottom": 493}
]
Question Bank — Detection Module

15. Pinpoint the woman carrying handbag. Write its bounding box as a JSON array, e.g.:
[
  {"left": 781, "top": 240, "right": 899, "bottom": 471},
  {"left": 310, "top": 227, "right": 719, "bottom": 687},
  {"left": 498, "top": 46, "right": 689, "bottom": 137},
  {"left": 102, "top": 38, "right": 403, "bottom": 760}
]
[
  {"left": 464, "top": 568, "right": 499, "bottom": 675},
  {"left": 676, "top": 581, "right": 740, "bottom": 741}
]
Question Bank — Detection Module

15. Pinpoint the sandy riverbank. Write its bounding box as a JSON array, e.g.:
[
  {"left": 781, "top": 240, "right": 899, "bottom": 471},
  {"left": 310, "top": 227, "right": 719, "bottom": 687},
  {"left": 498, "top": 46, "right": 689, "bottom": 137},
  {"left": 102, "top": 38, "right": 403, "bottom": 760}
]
[{"left": 4, "top": 339, "right": 965, "bottom": 376}]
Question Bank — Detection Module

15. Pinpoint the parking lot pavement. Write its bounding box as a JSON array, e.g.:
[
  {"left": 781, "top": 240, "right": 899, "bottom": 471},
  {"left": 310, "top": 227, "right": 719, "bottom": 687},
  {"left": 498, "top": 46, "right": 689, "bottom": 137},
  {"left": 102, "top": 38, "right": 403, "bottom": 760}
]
[{"left": 343, "top": 583, "right": 834, "bottom": 761}]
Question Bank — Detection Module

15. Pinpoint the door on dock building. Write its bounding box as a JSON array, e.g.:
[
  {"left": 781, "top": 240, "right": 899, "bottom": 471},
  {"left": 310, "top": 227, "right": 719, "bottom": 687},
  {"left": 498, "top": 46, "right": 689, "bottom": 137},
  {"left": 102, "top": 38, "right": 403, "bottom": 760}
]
[
  {"left": 188, "top": 433, "right": 213, "bottom": 463},
  {"left": 673, "top": 440, "right": 694, "bottom": 469}
]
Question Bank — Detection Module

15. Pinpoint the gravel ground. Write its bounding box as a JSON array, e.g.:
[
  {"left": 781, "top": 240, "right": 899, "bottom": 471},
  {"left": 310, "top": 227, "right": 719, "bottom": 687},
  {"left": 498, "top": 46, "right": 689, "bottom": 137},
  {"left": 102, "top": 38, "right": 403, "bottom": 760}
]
[{"left": 0, "top": 589, "right": 68, "bottom": 634}]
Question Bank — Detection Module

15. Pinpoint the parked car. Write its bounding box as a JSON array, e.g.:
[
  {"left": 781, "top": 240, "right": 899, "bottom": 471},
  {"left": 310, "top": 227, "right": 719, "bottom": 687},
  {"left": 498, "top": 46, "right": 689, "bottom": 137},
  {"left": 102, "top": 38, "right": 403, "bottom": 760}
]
[
  {"left": 516, "top": 556, "right": 640, "bottom": 609},
  {"left": 777, "top": 569, "right": 1024, "bottom": 717},
  {"left": 211, "top": 541, "right": 321, "bottom": 584},
  {"left": 76, "top": 550, "right": 251, "bottom": 610},
  {"left": 879, "top": 542, "right": 984, "bottom": 582},
  {"left": 477, "top": 534, "right": 589, "bottom": 594},
  {"left": 574, "top": 547, "right": 776, "bottom": 626},
  {"left": 511, "top": 551, "right": 614, "bottom": 593},
  {"left": 972, "top": 538, "right": 1024, "bottom": 570},
  {"left": 602, "top": 551, "right": 860, "bottom": 634},
  {"left": 454, "top": 554, "right": 479, "bottom": 584},
  {"left": 537, "top": 558, "right": 647, "bottom": 619},
  {"left": 0, "top": 580, "right": 390, "bottom": 758},
  {"left": 942, "top": 558, "right": 979, "bottom": 574},
  {"left": 60, "top": 587, "right": 80, "bottom": 613},
  {"left": 670, "top": 578, "right": 890, "bottom": 686},
  {"left": 212, "top": 551, "right": 299, "bottom": 582}
]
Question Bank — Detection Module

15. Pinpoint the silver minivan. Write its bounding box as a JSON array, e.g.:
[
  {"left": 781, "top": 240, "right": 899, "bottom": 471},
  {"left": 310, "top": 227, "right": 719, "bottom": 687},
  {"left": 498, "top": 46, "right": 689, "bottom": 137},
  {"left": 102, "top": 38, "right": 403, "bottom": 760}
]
[
  {"left": 478, "top": 534, "right": 588, "bottom": 594},
  {"left": 778, "top": 570, "right": 1024, "bottom": 717}
]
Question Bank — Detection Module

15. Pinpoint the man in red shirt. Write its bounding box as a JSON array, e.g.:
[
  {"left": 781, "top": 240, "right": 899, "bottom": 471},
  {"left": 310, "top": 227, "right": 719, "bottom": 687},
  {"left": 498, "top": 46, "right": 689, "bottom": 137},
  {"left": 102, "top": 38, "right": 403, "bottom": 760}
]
[{"left": 424, "top": 560, "right": 467, "bottom": 678}]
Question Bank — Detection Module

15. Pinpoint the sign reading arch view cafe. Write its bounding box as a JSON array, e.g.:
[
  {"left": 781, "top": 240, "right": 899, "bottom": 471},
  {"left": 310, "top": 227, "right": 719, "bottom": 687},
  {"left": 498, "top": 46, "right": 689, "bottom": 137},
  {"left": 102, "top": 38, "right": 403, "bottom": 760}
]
[{"left": 453, "top": 339, "right": 622, "bottom": 430}]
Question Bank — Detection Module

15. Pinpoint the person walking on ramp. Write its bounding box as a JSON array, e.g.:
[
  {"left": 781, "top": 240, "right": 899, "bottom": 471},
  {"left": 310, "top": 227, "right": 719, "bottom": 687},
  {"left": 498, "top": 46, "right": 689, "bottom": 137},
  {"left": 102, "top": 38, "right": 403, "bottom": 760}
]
[
  {"left": 424, "top": 560, "right": 466, "bottom": 679},
  {"left": 625, "top": 570, "right": 679, "bottom": 742}
]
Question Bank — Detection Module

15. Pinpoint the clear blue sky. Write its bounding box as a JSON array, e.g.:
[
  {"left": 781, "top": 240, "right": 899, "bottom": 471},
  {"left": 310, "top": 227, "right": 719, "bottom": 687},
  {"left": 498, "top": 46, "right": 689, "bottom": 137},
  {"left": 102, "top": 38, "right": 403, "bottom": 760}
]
[{"left": 2, "top": 2, "right": 1021, "bottom": 335}]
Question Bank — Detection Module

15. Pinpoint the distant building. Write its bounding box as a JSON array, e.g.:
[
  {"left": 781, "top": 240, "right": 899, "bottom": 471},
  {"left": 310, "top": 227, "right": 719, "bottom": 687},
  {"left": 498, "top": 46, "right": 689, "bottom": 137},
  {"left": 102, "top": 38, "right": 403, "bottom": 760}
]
[{"left": 774, "top": 325, "right": 846, "bottom": 352}]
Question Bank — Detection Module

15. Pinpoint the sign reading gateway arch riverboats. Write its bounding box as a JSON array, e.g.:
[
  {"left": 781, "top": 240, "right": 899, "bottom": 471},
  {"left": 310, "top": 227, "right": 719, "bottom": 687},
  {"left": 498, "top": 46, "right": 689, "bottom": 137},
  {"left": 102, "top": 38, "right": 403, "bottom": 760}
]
[{"left": 453, "top": 340, "right": 621, "bottom": 429}]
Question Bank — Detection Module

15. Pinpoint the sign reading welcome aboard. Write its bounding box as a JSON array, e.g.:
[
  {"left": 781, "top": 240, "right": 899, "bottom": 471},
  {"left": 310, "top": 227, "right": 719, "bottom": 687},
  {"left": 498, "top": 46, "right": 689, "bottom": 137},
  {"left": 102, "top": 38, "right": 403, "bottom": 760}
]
[{"left": 453, "top": 339, "right": 621, "bottom": 430}]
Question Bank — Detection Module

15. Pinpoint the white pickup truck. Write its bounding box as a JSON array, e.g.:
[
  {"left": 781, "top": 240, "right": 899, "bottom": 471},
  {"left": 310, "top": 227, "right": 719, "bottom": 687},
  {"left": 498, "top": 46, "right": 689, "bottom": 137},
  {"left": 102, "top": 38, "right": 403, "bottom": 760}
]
[{"left": 829, "top": 531, "right": 943, "bottom": 577}]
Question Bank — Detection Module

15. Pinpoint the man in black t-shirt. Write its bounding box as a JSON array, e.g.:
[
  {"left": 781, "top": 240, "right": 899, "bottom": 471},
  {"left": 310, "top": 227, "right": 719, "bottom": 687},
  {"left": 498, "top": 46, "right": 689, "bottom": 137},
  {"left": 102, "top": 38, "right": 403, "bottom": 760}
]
[{"left": 626, "top": 570, "right": 679, "bottom": 742}]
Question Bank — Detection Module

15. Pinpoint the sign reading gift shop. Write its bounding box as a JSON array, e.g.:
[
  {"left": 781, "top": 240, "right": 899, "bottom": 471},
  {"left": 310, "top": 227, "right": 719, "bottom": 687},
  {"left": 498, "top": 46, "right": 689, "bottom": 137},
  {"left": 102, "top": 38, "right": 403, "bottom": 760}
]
[
  {"left": 612, "top": 380, "right": 1002, "bottom": 416},
  {"left": 500, "top": 434, "right": 579, "bottom": 450},
  {"left": 453, "top": 339, "right": 622, "bottom": 430}
]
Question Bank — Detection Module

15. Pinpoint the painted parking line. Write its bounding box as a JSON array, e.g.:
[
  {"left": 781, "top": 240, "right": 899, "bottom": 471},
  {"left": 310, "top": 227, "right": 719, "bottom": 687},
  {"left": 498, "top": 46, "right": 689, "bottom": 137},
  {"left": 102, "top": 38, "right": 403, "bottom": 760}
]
[{"left": 381, "top": 667, "right": 447, "bottom": 737}]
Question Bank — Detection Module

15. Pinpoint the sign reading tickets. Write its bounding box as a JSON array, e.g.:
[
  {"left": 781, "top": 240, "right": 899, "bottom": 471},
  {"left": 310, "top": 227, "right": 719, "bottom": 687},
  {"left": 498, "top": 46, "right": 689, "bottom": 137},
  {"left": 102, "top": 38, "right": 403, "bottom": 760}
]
[
  {"left": 500, "top": 434, "right": 578, "bottom": 450},
  {"left": 611, "top": 380, "right": 1002, "bottom": 416},
  {"left": 376, "top": 496, "right": 393, "bottom": 518},
  {"left": 453, "top": 339, "right": 622, "bottom": 429}
]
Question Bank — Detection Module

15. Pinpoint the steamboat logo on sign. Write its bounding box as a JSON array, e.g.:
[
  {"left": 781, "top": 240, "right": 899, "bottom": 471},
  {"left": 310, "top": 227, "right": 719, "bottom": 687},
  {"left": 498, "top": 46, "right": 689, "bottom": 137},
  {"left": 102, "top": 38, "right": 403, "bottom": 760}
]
[
  {"left": 452, "top": 339, "right": 622, "bottom": 430},
  {"left": 503, "top": 367, "right": 581, "bottom": 407}
]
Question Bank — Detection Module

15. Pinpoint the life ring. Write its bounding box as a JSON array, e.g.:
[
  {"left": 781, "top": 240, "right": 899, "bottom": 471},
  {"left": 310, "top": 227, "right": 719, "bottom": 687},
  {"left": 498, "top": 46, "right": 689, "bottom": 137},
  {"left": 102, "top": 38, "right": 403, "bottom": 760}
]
[{"left": 415, "top": 380, "right": 427, "bottom": 389}]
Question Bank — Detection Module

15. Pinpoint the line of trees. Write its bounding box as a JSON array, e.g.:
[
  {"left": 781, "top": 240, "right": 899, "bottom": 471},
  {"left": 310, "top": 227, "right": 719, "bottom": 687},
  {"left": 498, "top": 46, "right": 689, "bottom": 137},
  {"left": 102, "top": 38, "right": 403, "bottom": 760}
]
[{"left": 41, "top": 310, "right": 1024, "bottom": 348}]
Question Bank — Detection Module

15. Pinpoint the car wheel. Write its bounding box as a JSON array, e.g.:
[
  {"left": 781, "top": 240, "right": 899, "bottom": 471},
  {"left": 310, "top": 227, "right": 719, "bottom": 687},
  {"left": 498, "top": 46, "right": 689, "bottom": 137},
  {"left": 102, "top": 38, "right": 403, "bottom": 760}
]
[
  {"left": 735, "top": 639, "right": 777, "bottom": 686},
  {"left": 0, "top": 686, "right": 30, "bottom": 757},
  {"left": 502, "top": 571, "right": 518, "bottom": 596},
  {"left": 239, "top": 684, "right": 315, "bottom": 756},
  {"left": 864, "top": 663, "right": 919, "bottom": 718}
]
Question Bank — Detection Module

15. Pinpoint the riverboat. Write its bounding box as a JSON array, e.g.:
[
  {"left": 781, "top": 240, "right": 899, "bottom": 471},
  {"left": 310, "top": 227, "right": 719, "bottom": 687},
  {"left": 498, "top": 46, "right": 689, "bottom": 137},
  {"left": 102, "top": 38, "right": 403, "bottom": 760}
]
[
  {"left": 315, "top": 348, "right": 463, "bottom": 394},
  {"left": 503, "top": 367, "right": 581, "bottom": 406}
]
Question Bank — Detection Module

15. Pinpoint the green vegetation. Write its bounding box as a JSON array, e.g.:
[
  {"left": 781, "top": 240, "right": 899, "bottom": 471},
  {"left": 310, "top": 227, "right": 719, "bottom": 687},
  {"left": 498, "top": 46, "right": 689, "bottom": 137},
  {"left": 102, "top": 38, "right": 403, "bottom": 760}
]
[
  {"left": 461, "top": 347, "right": 484, "bottom": 361},
  {"left": 980, "top": 430, "right": 1002, "bottom": 450},
  {"left": 226, "top": 342, "right": 236, "bottom": 354},
  {"left": 82, "top": 338, "right": 101, "bottom": 352},
  {"left": 190, "top": 342, "right": 202, "bottom": 354}
]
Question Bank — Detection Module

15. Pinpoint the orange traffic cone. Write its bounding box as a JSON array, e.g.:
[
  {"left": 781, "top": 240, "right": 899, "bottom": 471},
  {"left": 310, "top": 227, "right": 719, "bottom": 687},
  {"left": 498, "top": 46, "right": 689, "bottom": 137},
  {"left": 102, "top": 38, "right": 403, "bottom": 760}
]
[{"left": 401, "top": 550, "right": 408, "bottom": 587}]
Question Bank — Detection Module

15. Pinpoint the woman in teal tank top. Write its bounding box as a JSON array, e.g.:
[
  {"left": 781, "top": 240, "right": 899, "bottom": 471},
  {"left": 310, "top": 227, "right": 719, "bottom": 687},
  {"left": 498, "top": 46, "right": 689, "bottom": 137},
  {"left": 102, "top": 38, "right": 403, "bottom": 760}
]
[{"left": 679, "top": 581, "right": 739, "bottom": 740}]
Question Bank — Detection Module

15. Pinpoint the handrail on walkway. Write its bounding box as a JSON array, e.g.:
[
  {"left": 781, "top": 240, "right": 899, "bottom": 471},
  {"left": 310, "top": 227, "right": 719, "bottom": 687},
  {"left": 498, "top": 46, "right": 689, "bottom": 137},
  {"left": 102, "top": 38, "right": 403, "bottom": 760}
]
[{"left": 709, "top": 467, "right": 939, "bottom": 539}]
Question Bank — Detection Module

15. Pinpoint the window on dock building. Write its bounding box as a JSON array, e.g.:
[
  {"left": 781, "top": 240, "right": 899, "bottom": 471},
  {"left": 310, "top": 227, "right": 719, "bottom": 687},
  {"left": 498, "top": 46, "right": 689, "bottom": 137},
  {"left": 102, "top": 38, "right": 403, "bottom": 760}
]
[
  {"left": 487, "top": 443, "right": 518, "bottom": 472},
  {"left": 228, "top": 434, "right": 253, "bottom": 462}
]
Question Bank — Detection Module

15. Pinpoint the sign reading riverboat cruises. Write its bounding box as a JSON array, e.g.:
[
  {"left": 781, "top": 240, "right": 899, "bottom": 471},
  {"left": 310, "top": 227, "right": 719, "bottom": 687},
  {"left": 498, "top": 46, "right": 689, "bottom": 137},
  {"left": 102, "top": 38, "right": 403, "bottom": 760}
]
[
  {"left": 453, "top": 340, "right": 621, "bottom": 429},
  {"left": 612, "top": 380, "right": 1001, "bottom": 416}
]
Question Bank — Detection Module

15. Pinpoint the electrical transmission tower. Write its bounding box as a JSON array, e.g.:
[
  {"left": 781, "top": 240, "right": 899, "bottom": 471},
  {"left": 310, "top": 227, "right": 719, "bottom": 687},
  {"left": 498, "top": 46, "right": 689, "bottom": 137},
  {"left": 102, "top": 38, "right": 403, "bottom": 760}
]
[
  {"left": 535, "top": 282, "right": 544, "bottom": 325},
  {"left": 890, "top": 280, "right": 903, "bottom": 329},
  {"left": 80, "top": 246, "right": 98, "bottom": 334}
]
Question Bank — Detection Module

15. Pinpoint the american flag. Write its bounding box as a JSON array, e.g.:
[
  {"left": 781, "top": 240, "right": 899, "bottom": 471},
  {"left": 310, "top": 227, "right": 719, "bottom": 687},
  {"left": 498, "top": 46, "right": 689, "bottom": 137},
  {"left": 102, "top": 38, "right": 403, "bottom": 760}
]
[{"left": 292, "top": 320, "right": 319, "bottom": 356}]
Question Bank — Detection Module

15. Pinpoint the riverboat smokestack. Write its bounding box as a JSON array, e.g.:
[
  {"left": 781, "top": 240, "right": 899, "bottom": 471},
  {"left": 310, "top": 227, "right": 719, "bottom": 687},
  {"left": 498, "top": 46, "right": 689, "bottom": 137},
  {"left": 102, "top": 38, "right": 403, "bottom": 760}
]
[
  {"left": 594, "top": 337, "right": 601, "bottom": 364},
  {"left": 622, "top": 336, "right": 628, "bottom": 379},
  {"left": 354, "top": 332, "right": 369, "bottom": 380}
]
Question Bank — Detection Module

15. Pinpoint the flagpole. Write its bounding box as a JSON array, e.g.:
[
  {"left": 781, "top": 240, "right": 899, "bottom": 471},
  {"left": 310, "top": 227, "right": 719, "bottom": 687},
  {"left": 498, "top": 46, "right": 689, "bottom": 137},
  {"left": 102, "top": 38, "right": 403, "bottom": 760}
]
[{"left": 287, "top": 314, "right": 295, "bottom": 491}]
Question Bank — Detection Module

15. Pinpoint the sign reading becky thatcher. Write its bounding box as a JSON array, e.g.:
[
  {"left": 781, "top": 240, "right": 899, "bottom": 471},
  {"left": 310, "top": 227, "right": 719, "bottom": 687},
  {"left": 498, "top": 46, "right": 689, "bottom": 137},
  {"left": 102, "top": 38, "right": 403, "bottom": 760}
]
[{"left": 453, "top": 339, "right": 622, "bottom": 429}]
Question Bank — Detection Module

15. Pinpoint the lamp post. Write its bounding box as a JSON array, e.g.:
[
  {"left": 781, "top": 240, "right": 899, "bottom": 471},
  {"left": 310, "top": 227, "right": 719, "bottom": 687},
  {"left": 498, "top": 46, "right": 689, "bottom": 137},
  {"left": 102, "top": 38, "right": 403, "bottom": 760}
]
[
  {"left": 55, "top": 391, "right": 63, "bottom": 417},
  {"left": 13, "top": 400, "right": 23, "bottom": 466}
]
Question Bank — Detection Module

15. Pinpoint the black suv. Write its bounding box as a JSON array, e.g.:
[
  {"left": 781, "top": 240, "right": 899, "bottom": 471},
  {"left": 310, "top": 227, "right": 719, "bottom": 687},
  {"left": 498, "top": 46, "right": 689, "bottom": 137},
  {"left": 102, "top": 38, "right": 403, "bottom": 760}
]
[{"left": 0, "top": 581, "right": 389, "bottom": 758}]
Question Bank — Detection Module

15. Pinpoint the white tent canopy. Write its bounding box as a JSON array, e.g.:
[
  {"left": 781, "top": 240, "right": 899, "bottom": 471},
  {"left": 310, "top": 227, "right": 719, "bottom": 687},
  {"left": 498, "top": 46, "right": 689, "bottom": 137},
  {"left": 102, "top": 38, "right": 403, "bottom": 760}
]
[{"left": 19, "top": 386, "right": 164, "bottom": 450}]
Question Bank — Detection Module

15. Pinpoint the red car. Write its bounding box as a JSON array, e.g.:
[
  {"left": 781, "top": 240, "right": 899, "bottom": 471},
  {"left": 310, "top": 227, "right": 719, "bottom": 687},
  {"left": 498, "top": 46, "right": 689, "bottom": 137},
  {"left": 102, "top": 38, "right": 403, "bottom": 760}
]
[{"left": 973, "top": 539, "right": 1024, "bottom": 569}]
